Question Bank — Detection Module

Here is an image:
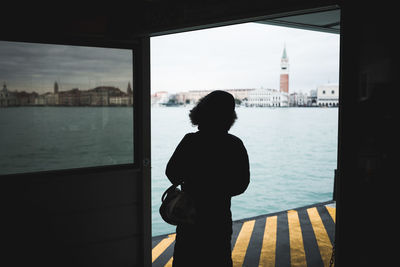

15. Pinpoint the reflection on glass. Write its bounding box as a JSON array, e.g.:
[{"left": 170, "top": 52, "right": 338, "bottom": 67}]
[{"left": 0, "top": 41, "right": 134, "bottom": 175}]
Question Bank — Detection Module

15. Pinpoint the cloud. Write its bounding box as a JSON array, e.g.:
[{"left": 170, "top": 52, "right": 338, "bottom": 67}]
[
  {"left": 0, "top": 41, "right": 133, "bottom": 93},
  {"left": 151, "top": 22, "right": 340, "bottom": 93}
]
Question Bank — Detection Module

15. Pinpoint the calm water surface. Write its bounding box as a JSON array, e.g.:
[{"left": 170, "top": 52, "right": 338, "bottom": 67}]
[
  {"left": 152, "top": 106, "right": 337, "bottom": 236},
  {"left": 0, "top": 107, "right": 133, "bottom": 174},
  {"left": 0, "top": 106, "right": 338, "bottom": 237}
]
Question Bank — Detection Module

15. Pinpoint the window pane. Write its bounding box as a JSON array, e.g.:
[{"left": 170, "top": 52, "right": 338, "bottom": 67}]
[{"left": 0, "top": 41, "right": 134, "bottom": 175}]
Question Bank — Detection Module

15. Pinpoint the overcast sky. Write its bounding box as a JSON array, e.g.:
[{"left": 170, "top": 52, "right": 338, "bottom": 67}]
[
  {"left": 151, "top": 22, "right": 340, "bottom": 94},
  {"left": 0, "top": 23, "right": 339, "bottom": 95},
  {"left": 0, "top": 41, "right": 133, "bottom": 93}
]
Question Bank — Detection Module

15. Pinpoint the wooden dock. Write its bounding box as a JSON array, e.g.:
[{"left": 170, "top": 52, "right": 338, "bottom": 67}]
[{"left": 152, "top": 201, "right": 335, "bottom": 267}]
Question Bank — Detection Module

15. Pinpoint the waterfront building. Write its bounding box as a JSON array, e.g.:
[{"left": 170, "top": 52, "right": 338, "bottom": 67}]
[
  {"left": 280, "top": 91, "right": 289, "bottom": 107},
  {"left": 109, "top": 96, "right": 132, "bottom": 106},
  {"left": 317, "top": 84, "right": 339, "bottom": 107},
  {"left": 44, "top": 92, "right": 58, "bottom": 106},
  {"left": 289, "top": 91, "right": 308, "bottom": 106},
  {"left": 183, "top": 90, "right": 210, "bottom": 104},
  {"left": 0, "top": 83, "right": 17, "bottom": 107},
  {"left": 58, "top": 88, "right": 81, "bottom": 106},
  {"left": 87, "top": 87, "right": 108, "bottom": 106},
  {"left": 151, "top": 91, "right": 169, "bottom": 106},
  {"left": 151, "top": 91, "right": 170, "bottom": 106},
  {"left": 297, "top": 92, "right": 308, "bottom": 106},
  {"left": 308, "top": 89, "right": 318, "bottom": 106},
  {"left": 14, "top": 91, "right": 38, "bottom": 106},
  {"left": 246, "top": 88, "right": 283, "bottom": 107},
  {"left": 225, "top": 89, "right": 253, "bottom": 101},
  {"left": 34, "top": 95, "right": 45, "bottom": 105},
  {"left": 125, "top": 82, "right": 134, "bottom": 105},
  {"left": 289, "top": 92, "right": 297, "bottom": 107},
  {"left": 127, "top": 82, "right": 133, "bottom": 95},
  {"left": 174, "top": 91, "right": 190, "bottom": 105}
]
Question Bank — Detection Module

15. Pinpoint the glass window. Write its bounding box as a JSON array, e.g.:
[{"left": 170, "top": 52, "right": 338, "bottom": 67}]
[{"left": 0, "top": 40, "right": 134, "bottom": 175}]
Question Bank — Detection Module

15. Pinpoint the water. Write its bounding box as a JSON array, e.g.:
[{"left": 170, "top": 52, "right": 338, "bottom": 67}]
[
  {"left": 152, "top": 106, "right": 338, "bottom": 236},
  {"left": 0, "top": 107, "right": 134, "bottom": 174},
  {"left": 0, "top": 106, "right": 338, "bottom": 237}
]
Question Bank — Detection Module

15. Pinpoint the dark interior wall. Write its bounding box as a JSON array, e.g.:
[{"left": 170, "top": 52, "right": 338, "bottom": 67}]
[
  {"left": 139, "top": 0, "right": 339, "bottom": 36},
  {"left": 1, "top": 1, "right": 339, "bottom": 42},
  {"left": 3, "top": 167, "right": 143, "bottom": 266},
  {"left": 336, "top": 2, "right": 396, "bottom": 266}
]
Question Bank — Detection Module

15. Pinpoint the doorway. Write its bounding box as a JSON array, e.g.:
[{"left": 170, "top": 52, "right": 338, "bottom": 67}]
[{"left": 150, "top": 7, "right": 340, "bottom": 266}]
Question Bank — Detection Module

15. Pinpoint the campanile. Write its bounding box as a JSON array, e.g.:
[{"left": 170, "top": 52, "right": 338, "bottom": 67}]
[{"left": 280, "top": 45, "right": 289, "bottom": 94}]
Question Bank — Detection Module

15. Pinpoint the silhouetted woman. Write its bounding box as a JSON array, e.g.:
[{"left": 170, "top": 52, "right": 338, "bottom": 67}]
[{"left": 166, "top": 90, "right": 250, "bottom": 267}]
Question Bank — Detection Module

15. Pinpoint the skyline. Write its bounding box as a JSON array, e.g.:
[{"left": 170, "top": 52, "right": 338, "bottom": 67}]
[{"left": 151, "top": 22, "right": 340, "bottom": 94}]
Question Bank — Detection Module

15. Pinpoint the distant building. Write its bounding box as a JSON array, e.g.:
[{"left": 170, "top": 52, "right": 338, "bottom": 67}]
[
  {"left": 127, "top": 82, "right": 133, "bottom": 95},
  {"left": 246, "top": 88, "right": 284, "bottom": 107},
  {"left": 151, "top": 91, "right": 169, "bottom": 106},
  {"left": 0, "top": 83, "right": 17, "bottom": 107},
  {"left": 225, "top": 89, "right": 253, "bottom": 101},
  {"left": 15, "top": 91, "right": 38, "bottom": 106},
  {"left": 280, "top": 92, "right": 289, "bottom": 107},
  {"left": 308, "top": 89, "right": 318, "bottom": 106},
  {"left": 317, "top": 84, "right": 339, "bottom": 107},
  {"left": 109, "top": 96, "right": 131, "bottom": 106},
  {"left": 183, "top": 90, "right": 209, "bottom": 104},
  {"left": 35, "top": 81, "right": 60, "bottom": 105},
  {"left": 289, "top": 92, "right": 308, "bottom": 106}
]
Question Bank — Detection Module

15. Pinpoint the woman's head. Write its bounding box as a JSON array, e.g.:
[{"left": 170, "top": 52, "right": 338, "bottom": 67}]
[{"left": 189, "top": 90, "right": 237, "bottom": 132}]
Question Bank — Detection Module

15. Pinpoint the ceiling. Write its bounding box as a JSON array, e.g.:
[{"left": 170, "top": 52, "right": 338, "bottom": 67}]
[{"left": 258, "top": 8, "right": 340, "bottom": 34}]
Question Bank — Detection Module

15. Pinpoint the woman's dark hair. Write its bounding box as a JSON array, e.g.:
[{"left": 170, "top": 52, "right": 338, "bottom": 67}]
[{"left": 189, "top": 90, "right": 237, "bottom": 132}]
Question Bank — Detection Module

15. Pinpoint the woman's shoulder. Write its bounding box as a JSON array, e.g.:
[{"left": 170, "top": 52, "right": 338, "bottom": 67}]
[
  {"left": 187, "top": 131, "right": 245, "bottom": 147},
  {"left": 226, "top": 133, "right": 245, "bottom": 146},
  {"left": 183, "top": 132, "right": 198, "bottom": 139},
  {"left": 180, "top": 132, "right": 198, "bottom": 143}
]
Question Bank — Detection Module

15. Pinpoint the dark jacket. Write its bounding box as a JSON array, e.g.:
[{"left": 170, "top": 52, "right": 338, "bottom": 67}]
[{"left": 166, "top": 130, "right": 250, "bottom": 267}]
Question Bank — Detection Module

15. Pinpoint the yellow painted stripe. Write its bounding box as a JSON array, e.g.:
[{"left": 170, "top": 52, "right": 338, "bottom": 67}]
[
  {"left": 164, "top": 257, "right": 173, "bottom": 267},
  {"left": 152, "top": 234, "right": 176, "bottom": 263},
  {"left": 232, "top": 220, "right": 255, "bottom": 267},
  {"left": 307, "top": 207, "right": 332, "bottom": 267},
  {"left": 287, "top": 210, "right": 307, "bottom": 266},
  {"left": 326, "top": 206, "right": 336, "bottom": 223},
  {"left": 258, "top": 215, "right": 277, "bottom": 267}
]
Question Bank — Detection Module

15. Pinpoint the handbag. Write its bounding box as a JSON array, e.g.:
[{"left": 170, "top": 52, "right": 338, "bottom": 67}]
[{"left": 159, "top": 183, "right": 196, "bottom": 226}]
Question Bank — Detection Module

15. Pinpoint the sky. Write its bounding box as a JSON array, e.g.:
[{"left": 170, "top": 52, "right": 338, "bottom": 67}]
[
  {"left": 151, "top": 22, "right": 340, "bottom": 94},
  {"left": 0, "top": 22, "right": 339, "bottom": 95},
  {"left": 0, "top": 41, "right": 133, "bottom": 94}
]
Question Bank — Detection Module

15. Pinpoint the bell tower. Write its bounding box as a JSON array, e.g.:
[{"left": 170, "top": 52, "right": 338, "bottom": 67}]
[
  {"left": 280, "top": 45, "right": 289, "bottom": 94},
  {"left": 54, "top": 81, "right": 59, "bottom": 94}
]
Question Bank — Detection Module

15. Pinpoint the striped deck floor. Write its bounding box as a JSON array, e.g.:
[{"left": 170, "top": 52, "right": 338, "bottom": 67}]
[{"left": 152, "top": 201, "right": 335, "bottom": 267}]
